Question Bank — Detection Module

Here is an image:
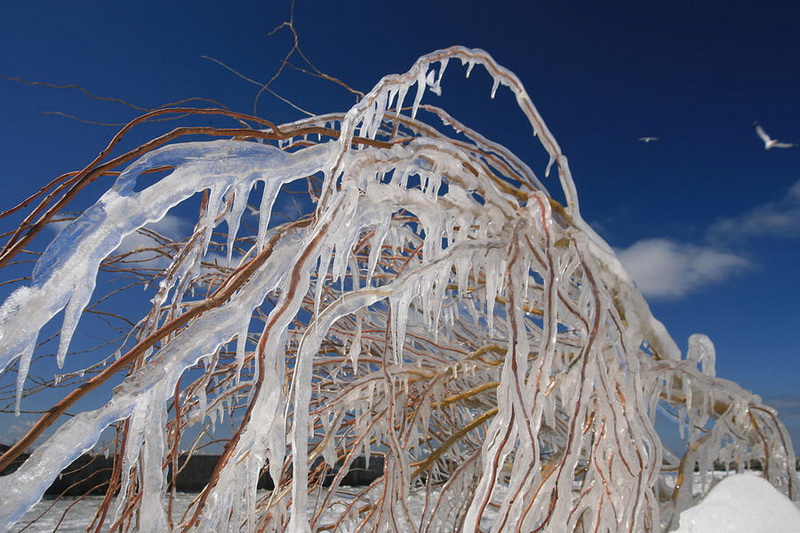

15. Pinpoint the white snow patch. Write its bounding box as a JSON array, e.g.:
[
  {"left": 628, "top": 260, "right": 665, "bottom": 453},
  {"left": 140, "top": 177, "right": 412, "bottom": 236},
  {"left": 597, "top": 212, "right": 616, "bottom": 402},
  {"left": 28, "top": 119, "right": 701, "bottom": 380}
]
[
  {"left": 674, "top": 473, "right": 800, "bottom": 533},
  {"left": 13, "top": 473, "right": 800, "bottom": 533}
]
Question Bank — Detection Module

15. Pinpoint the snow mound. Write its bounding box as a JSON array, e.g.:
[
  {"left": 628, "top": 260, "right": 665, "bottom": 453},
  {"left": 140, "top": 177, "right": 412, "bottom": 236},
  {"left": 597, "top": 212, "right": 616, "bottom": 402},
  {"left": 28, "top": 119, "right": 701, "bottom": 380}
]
[{"left": 675, "top": 473, "right": 800, "bottom": 533}]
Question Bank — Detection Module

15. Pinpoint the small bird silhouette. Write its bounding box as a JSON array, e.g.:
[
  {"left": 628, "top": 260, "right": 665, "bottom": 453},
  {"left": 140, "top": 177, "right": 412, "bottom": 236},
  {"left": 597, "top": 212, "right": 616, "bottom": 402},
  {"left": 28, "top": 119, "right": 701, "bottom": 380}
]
[
  {"left": 753, "top": 122, "right": 796, "bottom": 150},
  {"left": 638, "top": 137, "right": 659, "bottom": 143}
]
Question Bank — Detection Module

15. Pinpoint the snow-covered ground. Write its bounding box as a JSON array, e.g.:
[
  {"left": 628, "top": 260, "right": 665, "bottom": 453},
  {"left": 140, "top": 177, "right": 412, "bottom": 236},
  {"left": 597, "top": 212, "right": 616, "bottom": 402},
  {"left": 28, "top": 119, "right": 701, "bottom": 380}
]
[
  {"left": 11, "top": 473, "right": 800, "bottom": 532},
  {"left": 672, "top": 473, "right": 800, "bottom": 533}
]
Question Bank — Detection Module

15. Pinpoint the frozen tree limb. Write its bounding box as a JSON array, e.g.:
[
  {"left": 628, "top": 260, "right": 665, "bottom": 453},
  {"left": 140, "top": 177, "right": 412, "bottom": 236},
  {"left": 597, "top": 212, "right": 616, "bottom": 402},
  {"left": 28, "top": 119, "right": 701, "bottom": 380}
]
[{"left": 0, "top": 47, "right": 795, "bottom": 532}]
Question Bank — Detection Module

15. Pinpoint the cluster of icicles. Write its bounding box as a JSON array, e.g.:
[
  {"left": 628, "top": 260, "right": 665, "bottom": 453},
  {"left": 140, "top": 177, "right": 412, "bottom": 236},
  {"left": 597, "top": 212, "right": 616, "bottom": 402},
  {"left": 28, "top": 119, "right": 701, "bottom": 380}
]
[{"left": 0, "top": 47, "right": 796, "bottom": 532}]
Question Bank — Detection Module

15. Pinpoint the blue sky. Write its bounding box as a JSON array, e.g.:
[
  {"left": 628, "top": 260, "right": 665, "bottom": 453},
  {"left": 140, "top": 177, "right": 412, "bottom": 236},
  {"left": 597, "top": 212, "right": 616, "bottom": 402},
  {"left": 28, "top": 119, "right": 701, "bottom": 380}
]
[{"left": 1, "top": 2, "right": 799, "bottom": 447}]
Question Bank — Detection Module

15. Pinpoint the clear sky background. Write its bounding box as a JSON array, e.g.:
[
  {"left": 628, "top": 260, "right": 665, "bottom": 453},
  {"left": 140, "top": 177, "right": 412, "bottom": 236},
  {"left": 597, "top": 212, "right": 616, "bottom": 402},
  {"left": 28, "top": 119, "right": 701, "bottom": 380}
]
[{"left": 1, "top": 1, "right": 799, "bottom": 448}]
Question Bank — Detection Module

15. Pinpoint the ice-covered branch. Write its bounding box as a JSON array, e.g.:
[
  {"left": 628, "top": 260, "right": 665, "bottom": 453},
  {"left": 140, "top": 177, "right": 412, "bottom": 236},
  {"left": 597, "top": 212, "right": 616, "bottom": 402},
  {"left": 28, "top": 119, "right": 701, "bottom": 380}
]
[{"left": 0, "top": 47, "right": 794, "bottom": 533}]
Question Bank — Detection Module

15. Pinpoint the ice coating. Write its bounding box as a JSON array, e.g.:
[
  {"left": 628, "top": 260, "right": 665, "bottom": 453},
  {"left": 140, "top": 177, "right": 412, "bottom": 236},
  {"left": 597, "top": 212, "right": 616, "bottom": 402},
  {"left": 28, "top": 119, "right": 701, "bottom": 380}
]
[
  {"left": 0, "top": 144, "right": 334, "bottom": 527},
  {"left": 0, "top": 46, "right": 796, "bottom": 532},
  {"left": 0, "top": 140, "right": 333, "bottom": 413}
]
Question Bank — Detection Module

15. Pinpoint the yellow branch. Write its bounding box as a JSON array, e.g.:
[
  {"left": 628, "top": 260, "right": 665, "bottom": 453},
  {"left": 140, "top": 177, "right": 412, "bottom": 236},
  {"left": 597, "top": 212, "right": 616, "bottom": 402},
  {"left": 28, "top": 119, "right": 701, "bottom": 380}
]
[{"left": 411, "top": 407, "right": 498, "bottom": 478}]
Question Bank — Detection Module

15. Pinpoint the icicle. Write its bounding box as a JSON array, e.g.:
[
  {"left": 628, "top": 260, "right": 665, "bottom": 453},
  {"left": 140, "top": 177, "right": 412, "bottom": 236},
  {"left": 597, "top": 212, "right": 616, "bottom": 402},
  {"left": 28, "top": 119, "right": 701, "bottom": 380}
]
[
  {"left": 365, "top": 90, "right": 388, "bottom": 139},
  {"left": 214, "top": 403, "right": 225, "bottom": 431},
  {"left": 438, "top": 57, "right": 449, "bottom": 87},
  {"left": 386, "top": 87, "right": 398, "bottom": 118},
  {"left": 330, "top": 241, "right": 349, "bottom": 286},
  {"left": 425, "top": 70, "right": 438, "bottom": 95},
  {"left": 465, "top": 58, "right": 476, "bottom": 78},
  {"left": 255, "top": 181, "right": 279, "bottom": 251},
  {"left": 235, "top": 322, "right": 249, "bottom": 385},
  {"left": 490, "top": 78, "right": 500, "bottom": 99},
  {"left": 14, "top": 343, "right": 34, "bottom": 416},
  {"left": 390, "top": 288, "right": 412, "bottom": 363},
  {"left": 454, "top": 254, "right": 472, "bottom": 297},
  {"left": 483, "top": 251, "right": 502, "bottom": 332},
  {"left": 395, "top": 85, "right": 408, "bottom": 118},
  {"left": 545, "top": 153, "right": 556, "bottom": 177},
  {"left": 57, "top": 282, "right": 97, "bottom": 368},
  {"left": 196, "top": 386, "right": 208, "bottom": 423},
  {"left": 366, "top": 218, "right": 390, "bottom": 284},
  {"left": 138, "top": 391, "right": 169, "bottom": 532},
  {"left": 315, "top": 244, "right": 333, "bottom": 314},
  {"left": 411, "top": 70, "right": 427, "bottom": 119},
  {"left": 223, "top": 182, "right": 251, "bottom": 263},
  {"left": 429, "top": 265, "right": 450, "bottom": 343},
  {"left": 114, "top": 393, "right": 151, "bottom": 518},
  {"left": 348, "top": 311, "right": 363, "bottom": 368},
  {"left": 320, "top": 411, "right": 338, "bottom": 467}
]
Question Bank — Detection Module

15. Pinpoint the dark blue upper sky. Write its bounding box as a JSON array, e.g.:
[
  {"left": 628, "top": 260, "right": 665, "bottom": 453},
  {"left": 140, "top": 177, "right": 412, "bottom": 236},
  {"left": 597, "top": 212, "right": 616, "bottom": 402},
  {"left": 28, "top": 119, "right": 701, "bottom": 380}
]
[{"left": 1, "top": 1, "right": 799, "bottom": 444}]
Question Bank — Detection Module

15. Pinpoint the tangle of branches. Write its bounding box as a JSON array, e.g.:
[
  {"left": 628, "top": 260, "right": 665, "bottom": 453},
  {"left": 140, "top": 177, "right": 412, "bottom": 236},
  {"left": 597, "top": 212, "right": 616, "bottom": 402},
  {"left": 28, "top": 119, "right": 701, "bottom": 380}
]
[{"left": 0, "top": 46, "right": 796, "bottom": 533}]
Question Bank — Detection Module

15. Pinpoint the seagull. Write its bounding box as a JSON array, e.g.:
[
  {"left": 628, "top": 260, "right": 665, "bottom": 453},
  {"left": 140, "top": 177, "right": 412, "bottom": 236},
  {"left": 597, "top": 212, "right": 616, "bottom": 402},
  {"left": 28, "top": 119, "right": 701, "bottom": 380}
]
[
  {"left": 753, "top": 122, "right": 796, "bottom": 150},
  {"left": 638, "top": 136, "right": 659, "bottom": 143}
]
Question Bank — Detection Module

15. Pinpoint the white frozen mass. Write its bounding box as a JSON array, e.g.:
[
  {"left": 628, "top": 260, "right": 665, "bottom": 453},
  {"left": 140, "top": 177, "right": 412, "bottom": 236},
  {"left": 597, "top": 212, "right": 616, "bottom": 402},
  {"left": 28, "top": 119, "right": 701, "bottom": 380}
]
[{"left": 674, "top": 473, "right": 800, "bottom": 533}]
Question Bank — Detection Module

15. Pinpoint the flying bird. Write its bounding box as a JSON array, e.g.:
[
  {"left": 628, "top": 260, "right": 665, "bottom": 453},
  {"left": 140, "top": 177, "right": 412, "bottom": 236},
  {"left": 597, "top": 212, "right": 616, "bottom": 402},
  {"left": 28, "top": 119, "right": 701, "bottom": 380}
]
[
  {"left": 753, "top": 122, "right": 796, "bottom": 150},
  {"left": 638, "top": 137, "right": 659, "bottom": 143}
]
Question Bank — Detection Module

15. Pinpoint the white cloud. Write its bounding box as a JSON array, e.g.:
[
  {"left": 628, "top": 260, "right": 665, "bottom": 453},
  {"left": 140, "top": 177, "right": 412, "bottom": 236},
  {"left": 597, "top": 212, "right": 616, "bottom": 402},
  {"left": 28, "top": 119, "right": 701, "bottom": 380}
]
[
  {"left": 114, "top": 214, "right": 188, "bottom": 255},
  {"left": 111, "top": 215, "right": 191, "bottom": 269},
  {"left": 708, "top": 179, "right": 800, "bottom": 242},
  {"left": 0, "top": 419, "right": 35, "bottom": 446},
  {"left": 617, "top": 238, "right": 749, "bottom": 299},
  {"left": 599, "top": 181, "right": 800, "bottom": 301},
  {"left": 49, "top": 214, "right": 190, "bottom": 268}
]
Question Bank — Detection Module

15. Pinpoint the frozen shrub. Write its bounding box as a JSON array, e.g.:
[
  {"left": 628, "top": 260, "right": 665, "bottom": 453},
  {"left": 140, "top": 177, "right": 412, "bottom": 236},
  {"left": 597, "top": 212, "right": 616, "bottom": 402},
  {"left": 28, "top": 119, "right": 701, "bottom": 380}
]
[{"left": 0, "top": 47, "right": 795, "bottom": 532}]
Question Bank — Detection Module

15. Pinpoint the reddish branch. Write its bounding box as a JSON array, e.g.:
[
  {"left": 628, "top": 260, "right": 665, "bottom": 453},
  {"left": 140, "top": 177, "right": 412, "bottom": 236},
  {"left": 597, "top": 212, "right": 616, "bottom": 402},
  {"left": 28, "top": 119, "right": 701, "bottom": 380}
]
[{"left": 0, "top": 107, "right": 393, "bottom": 270}]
